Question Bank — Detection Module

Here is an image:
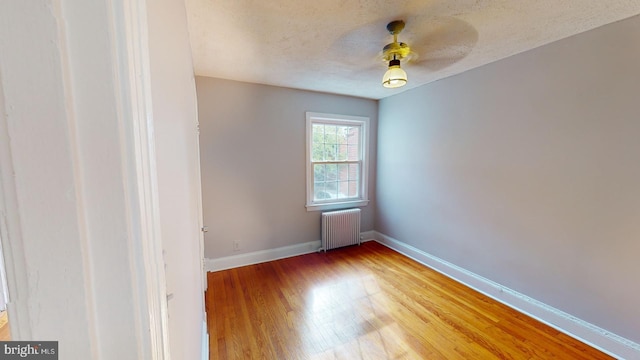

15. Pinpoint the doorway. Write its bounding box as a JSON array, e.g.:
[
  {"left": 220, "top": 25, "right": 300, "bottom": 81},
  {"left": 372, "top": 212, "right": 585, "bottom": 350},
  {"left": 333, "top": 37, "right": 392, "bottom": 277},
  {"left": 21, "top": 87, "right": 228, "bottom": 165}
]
[{"left": 0, "top": 234, "right": 10, "bottom": 340}]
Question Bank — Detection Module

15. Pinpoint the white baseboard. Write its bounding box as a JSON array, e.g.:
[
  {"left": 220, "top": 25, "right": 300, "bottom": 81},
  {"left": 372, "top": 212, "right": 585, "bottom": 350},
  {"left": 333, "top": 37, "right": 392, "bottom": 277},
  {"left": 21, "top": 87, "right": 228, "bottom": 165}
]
[
  {"left": 373, "top": 231, "right": 640, "bottom": 360},
  {"left": 205, "top": 240, "right": 322, "bottom": 272},
  {"left": 205, "top": 231, "right": 377, "bottom": 272},
  {"left": 360, "top": 230, "right": 376, "bottom": 242}
]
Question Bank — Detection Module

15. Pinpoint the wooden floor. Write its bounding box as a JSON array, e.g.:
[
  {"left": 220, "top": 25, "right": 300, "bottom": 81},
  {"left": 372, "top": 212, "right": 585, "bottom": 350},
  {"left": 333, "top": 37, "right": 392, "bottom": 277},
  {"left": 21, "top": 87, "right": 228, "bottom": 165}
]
[
  {"left": 0, "top": 310, "right": 10, "bottom": 341},
  {"left": 206, "top": 241, "right": 612, "bottom": 359}
]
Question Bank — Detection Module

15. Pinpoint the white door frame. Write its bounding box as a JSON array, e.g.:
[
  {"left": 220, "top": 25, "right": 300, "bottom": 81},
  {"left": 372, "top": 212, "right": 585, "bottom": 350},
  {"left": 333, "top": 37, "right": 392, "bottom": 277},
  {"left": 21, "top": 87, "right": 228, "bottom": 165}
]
[
  {"left": 0, "top": 0, "right": 170, "bottom": 358},
  {"left": 110, "top": 0, "right": 171, "bottom": 357},
  {"left": 0, "top": 235, "right": 8, "bottom": 312},
  {"left": 0, "top": 64, "right": 33, "bottom": 342}
]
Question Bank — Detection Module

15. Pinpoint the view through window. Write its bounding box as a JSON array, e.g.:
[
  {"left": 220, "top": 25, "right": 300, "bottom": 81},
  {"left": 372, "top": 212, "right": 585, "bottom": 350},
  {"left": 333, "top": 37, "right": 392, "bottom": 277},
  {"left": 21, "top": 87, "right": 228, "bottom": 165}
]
[{"left": 306, "top": 112, "right": 369, "bottom": 211}]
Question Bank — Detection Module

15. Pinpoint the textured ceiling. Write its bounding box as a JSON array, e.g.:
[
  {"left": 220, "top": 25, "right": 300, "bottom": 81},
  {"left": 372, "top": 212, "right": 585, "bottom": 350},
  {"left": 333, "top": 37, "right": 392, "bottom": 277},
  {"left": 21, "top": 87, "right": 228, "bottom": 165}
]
[{"left": 184, "top": 0, "right": 640, "bottom": 100}]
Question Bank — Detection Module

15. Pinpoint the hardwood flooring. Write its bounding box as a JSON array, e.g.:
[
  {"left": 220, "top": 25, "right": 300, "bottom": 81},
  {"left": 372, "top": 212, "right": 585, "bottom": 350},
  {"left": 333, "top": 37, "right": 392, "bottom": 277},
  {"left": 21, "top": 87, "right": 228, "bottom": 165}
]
[
  {"left": 205, "top": 241, "right": 613, "bottom": 359},
  {"left": 0, "top": 310, "right": 10, "bottom": 341}
]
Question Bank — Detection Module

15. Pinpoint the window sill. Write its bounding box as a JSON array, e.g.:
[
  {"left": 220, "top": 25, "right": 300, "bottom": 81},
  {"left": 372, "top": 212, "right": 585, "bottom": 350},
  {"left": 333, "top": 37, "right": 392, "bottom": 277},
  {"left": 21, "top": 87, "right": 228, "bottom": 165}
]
[{"left": 306, "top": 200, "right": 369, "bottom": 212}]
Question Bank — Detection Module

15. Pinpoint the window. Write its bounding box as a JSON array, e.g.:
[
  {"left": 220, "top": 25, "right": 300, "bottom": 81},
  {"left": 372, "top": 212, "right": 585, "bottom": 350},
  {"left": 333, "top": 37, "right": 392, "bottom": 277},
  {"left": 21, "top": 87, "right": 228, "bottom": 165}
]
[{"left": 306, "top": 112, "right": 369, "bottom": 211}]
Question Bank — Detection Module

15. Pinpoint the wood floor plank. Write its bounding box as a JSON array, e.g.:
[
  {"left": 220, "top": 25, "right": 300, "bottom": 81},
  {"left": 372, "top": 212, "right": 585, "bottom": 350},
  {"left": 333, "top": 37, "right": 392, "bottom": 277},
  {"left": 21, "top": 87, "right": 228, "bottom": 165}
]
[
  {"left": 0, "top": 311, "right": 9, "bottom": 341},
  {"left": 205, "top": 241, "right": 614, "bottom": 359}
]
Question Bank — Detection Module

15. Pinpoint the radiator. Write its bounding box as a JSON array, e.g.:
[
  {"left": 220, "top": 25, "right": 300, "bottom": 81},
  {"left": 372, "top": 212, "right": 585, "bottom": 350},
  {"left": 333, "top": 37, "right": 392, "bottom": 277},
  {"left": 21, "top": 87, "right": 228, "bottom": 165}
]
[{"left": 321, "top": 208, "right": 361, "bottom": 251}]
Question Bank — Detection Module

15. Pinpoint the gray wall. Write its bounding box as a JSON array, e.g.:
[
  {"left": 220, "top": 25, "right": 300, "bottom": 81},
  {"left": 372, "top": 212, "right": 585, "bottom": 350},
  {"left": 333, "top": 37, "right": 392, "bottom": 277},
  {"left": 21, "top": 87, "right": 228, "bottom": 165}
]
[
  {"left": 376, "top": 15, "right": 640, "bottom": 342},
  {"left": 197, "top": 77, "right": 377, "bottom": 259}
]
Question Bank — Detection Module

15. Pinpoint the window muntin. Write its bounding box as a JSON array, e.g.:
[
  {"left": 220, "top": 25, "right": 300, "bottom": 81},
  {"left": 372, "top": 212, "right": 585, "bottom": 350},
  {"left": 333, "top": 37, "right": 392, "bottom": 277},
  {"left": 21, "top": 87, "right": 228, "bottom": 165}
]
[{"left": 306, "top": 112, "right": 369, "bottom": 211}]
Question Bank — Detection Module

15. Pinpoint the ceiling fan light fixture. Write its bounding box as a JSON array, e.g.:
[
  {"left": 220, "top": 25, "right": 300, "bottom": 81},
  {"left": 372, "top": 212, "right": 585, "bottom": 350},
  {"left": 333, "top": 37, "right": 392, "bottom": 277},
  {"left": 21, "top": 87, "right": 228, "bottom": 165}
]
[
  {"left": 382, "top": 58, "right": 407, "bottom": 88},
  {"left": 381, "top": 20, "right": 409, "bottom": 89}
]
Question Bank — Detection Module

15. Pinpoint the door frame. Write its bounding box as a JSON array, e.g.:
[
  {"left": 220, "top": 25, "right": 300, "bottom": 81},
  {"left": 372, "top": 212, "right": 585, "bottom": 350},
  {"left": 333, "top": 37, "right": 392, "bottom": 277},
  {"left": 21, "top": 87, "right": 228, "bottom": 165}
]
[{"left": 0, "top": 0, "right": 170, "bottom": 358}]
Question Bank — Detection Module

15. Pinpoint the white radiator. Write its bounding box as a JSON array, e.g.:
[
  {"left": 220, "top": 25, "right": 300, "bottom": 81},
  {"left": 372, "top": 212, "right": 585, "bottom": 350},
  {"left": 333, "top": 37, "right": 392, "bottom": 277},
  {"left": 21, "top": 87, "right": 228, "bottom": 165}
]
[{"left": 321, "top": 208, "right": 361, "bottom": 251}]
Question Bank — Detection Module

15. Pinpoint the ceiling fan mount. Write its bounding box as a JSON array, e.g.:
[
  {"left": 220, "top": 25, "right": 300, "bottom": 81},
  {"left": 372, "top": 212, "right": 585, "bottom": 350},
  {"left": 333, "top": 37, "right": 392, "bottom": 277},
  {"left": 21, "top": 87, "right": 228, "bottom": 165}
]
[{"left": 386, "top": 20, "right": 405, "bottom": 35}]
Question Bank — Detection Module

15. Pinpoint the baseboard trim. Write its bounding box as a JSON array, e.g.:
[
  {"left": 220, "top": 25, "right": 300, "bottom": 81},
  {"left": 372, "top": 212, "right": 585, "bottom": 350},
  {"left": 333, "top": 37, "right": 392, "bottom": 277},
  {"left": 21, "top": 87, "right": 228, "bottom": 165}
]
[
  {"left": 205, "top": 240, "right": 322, "bottom": 272},
  {"left": 205, "top": 231, "right": 378, "bottom": 272},
  {"left": 373, "top": 231, "right": 640, "bottom": 360},
  {"left": 360, "top": 230, "right": 376, "bottom": 242}
]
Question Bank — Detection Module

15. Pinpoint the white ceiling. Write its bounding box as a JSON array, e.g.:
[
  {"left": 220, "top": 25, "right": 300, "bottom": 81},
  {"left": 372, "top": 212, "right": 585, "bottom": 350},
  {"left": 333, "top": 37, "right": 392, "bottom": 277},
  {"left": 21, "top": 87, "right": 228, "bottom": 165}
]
[{"left": 184, "top": 0, "right": 640, "bottom": 100}]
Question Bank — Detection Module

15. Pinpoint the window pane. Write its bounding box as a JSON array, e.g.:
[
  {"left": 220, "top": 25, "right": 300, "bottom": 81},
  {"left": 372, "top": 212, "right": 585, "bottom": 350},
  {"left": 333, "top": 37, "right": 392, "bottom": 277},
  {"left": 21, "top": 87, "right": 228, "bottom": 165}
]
[
  {"left": 348, "top": 127, "right": 359, "bottom": 144},
  {"left": 348, "top": 180, "right": 358, "bottom": 197},
  {"left": 338, "top": 181, "right": 350, "bottom": 199},
  {"left": 325, "top": 164, "right": 337, "bottom": 181},
  {"left": 312, "top": 125, "right": 324, "bottom": 161},
  {"left": 324, "top": 145, "right": 336, "bottom": 161},
  {"left": 349, "top": 164, "right": 359, "bottom": 180},
  {"left": 324, "top": 181, "right": 337, "bottom": 199},
  {"left": 312, "top": 143, "right": 324, "bottom": 161},
  {"left": 347, "top": 145, "right": 359, "bottom": 161},
  {"left": 312, "top": 124, "right": 324, "bottom": 143},
  {"left": 337, "top": 126, "right": 349, "bottom": 144},
  {"left": 313, "top": 164, "right": 325, "bottom": 181},
  {"left": 324, "top": 126, "right": 337, "bottom": 144},
  {"left": 337, "top": 164, "right": 349, "bottom": 181},
  {"left": 314, "top": 182, "right": 330, "bottom": 200},
  {"left": 337, "top": 144, "right": 348, "bottom": 161}
]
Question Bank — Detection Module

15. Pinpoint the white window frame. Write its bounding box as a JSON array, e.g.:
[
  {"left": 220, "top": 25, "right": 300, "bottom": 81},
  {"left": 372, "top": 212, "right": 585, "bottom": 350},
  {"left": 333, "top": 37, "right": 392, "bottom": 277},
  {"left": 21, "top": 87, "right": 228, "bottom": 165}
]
[{"left": 305, "top": 112, "right": 369, "bottom": 212}]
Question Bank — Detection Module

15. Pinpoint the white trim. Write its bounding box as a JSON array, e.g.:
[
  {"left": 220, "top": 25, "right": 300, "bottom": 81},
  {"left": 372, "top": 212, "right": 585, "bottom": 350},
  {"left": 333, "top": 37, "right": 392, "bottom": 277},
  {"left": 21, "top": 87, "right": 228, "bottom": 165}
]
[
  {"left": 205, "top": 231, "right": 376, "bottom": 272},
  {"left": 195, "top": 122, "right": 207, "bottom": 293},
  {"left": 206, "top": 240, "right": 322, "bottom": 272},
  {"left": 305, "top": 112, "right": 369, "bottom": 212},
  {"left": 201, "top": 319, "right": 208, "bottom": 360},
  {"left": 306, "top": 200, "right": 369, "bottom": 212},
  {"left": 0, "top": 238, "right": 8, "bottom": 311},
  {"left": 110, "top": 0, "right": 170, "bottom": 358},
  {"left": 360, "top": 230, "right": 376, "bottom": 242},
  {"left": 0, "top": 1, "right": 170, "bottom": 356},
  {"left": 372, "top": 231, "right": 640, "bottom": 360},
  {"left": 57, "top": 1, "right": 100, "bottom": 354},
  {"left": 0, "top": 72, "right": 32, "bottom": 342}
]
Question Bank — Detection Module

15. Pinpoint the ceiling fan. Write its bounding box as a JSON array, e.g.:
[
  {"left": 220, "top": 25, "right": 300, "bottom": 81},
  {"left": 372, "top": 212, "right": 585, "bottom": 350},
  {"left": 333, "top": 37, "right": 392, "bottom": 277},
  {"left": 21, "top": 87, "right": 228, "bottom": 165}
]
[
  {"left": 381, "top": 20, "right": 414, "bottom": 89},
  {"left": 329, "top": 16, "right": 478, "bottom": 90}
]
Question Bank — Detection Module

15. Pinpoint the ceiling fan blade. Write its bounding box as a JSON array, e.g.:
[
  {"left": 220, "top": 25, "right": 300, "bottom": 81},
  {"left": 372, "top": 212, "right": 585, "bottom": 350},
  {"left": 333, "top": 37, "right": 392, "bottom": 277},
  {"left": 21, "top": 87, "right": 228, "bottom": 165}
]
[
  {"left": 328, "top": 19, "right": 392, "bottom": 67},
  {"left": 404, "top": 16, "right": 478, "bottom": 69}
]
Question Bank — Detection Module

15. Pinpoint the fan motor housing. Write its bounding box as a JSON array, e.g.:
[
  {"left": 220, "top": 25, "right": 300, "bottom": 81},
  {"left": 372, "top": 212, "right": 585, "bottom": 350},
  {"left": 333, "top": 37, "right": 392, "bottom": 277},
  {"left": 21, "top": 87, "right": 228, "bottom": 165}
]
[{"left": 383, "top": 42, "right": 411, "bottom": 61}]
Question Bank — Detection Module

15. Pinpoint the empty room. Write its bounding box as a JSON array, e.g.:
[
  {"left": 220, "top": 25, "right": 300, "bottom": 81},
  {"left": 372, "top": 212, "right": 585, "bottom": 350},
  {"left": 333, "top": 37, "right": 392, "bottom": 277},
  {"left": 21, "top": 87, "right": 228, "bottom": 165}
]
[
  {"left": 0, "top": 0, "right": 639, "bottom": 359},
  {"left": 192, "top": 1, "right": 640, "bottom": 359}
]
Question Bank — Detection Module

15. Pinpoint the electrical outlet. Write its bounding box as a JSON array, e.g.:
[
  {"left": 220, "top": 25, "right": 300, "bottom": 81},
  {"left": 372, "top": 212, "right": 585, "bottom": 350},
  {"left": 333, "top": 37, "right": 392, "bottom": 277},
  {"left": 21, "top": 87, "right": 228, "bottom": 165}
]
[{"left": 233, "top": 241, "right": 240, "bottom": 251}]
